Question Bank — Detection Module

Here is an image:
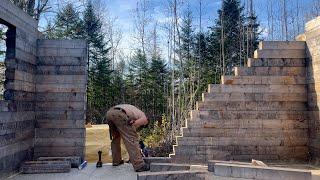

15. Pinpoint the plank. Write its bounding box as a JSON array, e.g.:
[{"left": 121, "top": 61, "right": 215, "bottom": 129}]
[
  {"left": 16, "top": 37, "right": 37, "bottom": 56},
  {"left": 5, "top": 58, "right": 36, "bottom": 74},
  {"left": 36, "top": 92, "right": 85, "bottom": 102},
  {"left": 192, "top": 110, "right": 309, "bottom": 121},
  {"left": 34, "top": 146, "right": 85, "bottom": 158},
  {"left": 188, "top": 119, "right": 308, "bottom": 130},
  {"left": 37, "top": 47, "right": 87, "bottom": 57},
  {"left": 174, "top": 145, "right": 307, "bottom": 160},
  {"left": 35, "top": 137, "right": 85, "bottom": 147},
  {"left": 37, "top": 39, "right": 87, "bottom": 48},
  {"left": 20, "top": 161, "right": 71, "bottom": 174},
  {"left": 35, "top": 128, "right": 85, "bottom": 138},
  {"left": 213, "top": 163, "right": 311, "bottom": 179},
  {"left": 35, "top": 119, "right": 85, "bottom": 129},
  {"left": 36, "top": 75, "right": 86, "bottom": 84},
  {"left": 221, "top": 75, "right": 306, "bottom": 85},
  {"left": 247, "top": 58, "right": 306, "bottom": 67},
  {"left": 202, "top": 92, "right": 307, "bottom": 102},
  {"left": 15, "top": 48, "right": 36, "bottom": 65},
  {"left": 5, "top": 80, "right": 35, "bottom": 92},
  {"left": 208, "top": 84, "right": 306, "bottom": 94},
  {"left": 0, "top": 120, "right": 34, "bottom": 135},
  {"left": 3, "top": 90, "right": 35, "bottom": 101},
  {"left": 0, "top": 149, "right": 29, "bottom": 178},
  {"left": 176, "top": 137, "right": 308, "bottom": 146},
  {"left": 5, "top": 70, "right": 35, "bottom": 83},
  {"left": 258, "top": 41, "right": 306, "bottom": 50},
  {"left": 254, "top": 49, "right": 306, "bottom": 58},
  {"left": 35, "top": 101, "right": 85, "bottom": 111},
  {"left": 0, "top": 119, "right": 34, "bottom": 133},
  {"left": 36, "top": 84, "right": 86, "bottom": 93},
  {"left": 37, "top": 156, "right": 81, "bottom": 168},
  {"left": 197, "top": 101, "right": 307, "bottom": 111},
  {"left": 0, "top": 101, "right": 35, "bottom": 112},
  {"left": 0, "top": 5, "right": 37, "bottom": 37},
  {"left": 235, "top": 66, "right": 306, "bottom": 76},
  {"left": 35, "top": 111, "right": 85, "bottom": 121},
  {"left": 182, "top": 128, "right": 308, "bottom": 138},
  {"left": 0, "top": 138, "right": 33, "bottom": 159},
  {"left": 0, "top": 129, "right": 33, "bottom": 146},
  {"left": 37, "top": 57, "right": 86, "bottom": 66},
  {"left": 0, "top": 111, "right": 35, "bottom": 123},
  {"left": 0, "top": 0, "right": 38, "bottom": 29},
  {"left": 36, "top": 65, "right": 86, "bottom": 75}
]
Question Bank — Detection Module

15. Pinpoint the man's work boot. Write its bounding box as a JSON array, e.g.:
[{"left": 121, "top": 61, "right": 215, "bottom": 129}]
[
  {"left": 135, "top": 164, "right": 150, "bottom": 172},
  {"left": 112, "top": 160, "right": 124, "bottom": 166}
]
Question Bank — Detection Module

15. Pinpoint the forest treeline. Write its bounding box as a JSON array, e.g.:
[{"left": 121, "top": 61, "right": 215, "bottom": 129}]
[
  {"left": 8, "top": 0, "right": 320, "bottom": 151},
  {"left": 40, "top": 0, "right": 260, "bottom": 148}
]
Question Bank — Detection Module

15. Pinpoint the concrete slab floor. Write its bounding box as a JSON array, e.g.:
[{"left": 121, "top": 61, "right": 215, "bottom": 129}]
[
  {"left": 7, "top": 163, "right": 137, "bottom": 180},
  {"left": 6, "top": 163, "right": 320, "bottom": 180}
]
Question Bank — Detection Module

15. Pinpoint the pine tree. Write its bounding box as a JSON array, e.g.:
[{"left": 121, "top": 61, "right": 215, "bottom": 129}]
[
  {"left": 245, "top": 11, "right": 260, "bottom": 59},
  {"left": 211, "top": 0, "right": 244, "bottom": 74},
  {"left": 180, "top": 10, "right": 194, "bottom": 72},
  {"left": 127, "top": 49, "right": 150, "bottom": 111},
  {"left": 53, "top": 3, "right": 83, "bottom": 39},
  {"left": 110, "top": 59, "right": 126, "bottom": 106},
  {"left": 43, "top": 21, "right": 56, "bottom": 39},
  {"left": 149, "top": 55, "right": 168, "bottom": 122},
  {"left": 209, "top": 0, "right": 260, "bottom": 75},
  {"left": 83, "top": 1, "right": 112, "bottom": 124},
  {"left": 178, "top": 10, "right": 197, "bottom": 124},
  {"left": 194, "top": 32, "right": 211, "bottom": 90}
]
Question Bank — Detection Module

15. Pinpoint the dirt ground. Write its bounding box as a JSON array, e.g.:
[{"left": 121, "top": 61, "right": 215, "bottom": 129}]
[{"left": 85, "top": 125, "right": 129, "bottom": 163}]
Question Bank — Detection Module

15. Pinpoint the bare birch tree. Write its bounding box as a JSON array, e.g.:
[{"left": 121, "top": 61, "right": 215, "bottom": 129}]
[
  {"left": 10, "top": 0, "right": 50, "bottom": 21},
  {"left": 134, "top": 0, "right": 151, "bottom": 56}
]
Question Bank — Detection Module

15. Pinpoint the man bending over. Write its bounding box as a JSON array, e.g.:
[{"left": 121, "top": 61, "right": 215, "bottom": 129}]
[{"left": 105, "top": 104, "right": 149, "bottom": 172}]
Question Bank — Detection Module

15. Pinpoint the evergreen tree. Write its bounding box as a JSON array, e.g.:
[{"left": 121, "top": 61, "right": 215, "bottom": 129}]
[
  {"left": 127, "top": 49, "right": 150, "bottom": 111},
  {"left": 193, "top": 32, "right": 211, "bottom": 91},
  {"left": 43, "top": 21, "right": 56, "bottom": 39},
  {"left": 53, "top": 3, "right": 83, "bottom": 39},
  {"left": 208, "top": 0, "right": 260, "bottom": 75},
  {"left": 83, "top": 1, "right": 112, "bottom": 124},
  {"left": 245, "top": 11, "right": 260, "bottom": 59},
  {"left": 178, "top": 10, "right": 197, "bottom": 120},
  {"left": 180, "top": 10, "right": 194, "bottom": 73},
  {"left": 110, "top": 59, "right": 126, "bottom": 106},
  {"left": 211, "top": 0, "right": 244, "bottom": 74},
  {"left": 205, "top": 32, "right": 220, "bottom": 84},
  {"left": 149, "top": 55, "right": 168, "bottom": 121}
]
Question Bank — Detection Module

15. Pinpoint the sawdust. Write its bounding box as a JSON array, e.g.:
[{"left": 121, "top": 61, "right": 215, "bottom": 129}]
[{"left": 85, "top": 125, "right": 129, "bottom": 163}]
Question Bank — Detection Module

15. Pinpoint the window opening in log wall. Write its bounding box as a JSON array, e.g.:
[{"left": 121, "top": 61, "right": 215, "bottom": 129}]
[
  {"left": 0, "top": 23, "right": 8, "bottom": 100},
  {"left": 0, "top": 19, "right": 16, "bottom": 101}
]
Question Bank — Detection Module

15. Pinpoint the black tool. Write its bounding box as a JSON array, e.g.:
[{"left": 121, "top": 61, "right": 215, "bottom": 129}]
[{"left": 96, "top": 151, "right": 102, "bottom": 168}]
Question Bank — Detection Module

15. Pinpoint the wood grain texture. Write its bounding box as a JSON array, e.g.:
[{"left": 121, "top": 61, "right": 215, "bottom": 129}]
[{"left": 20, "top": 161, "right": 71, "bottom": 174}]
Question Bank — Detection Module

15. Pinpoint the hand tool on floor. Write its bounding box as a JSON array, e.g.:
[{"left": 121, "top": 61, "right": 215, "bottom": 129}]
[
  {"left": 78, "top": 161, "right": 87, "bottom": 170},
  {"left": 96, "top": 151, "right": 103, "bottom": 168}
]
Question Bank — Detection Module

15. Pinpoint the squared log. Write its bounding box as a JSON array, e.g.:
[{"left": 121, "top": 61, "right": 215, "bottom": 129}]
[
  {"left": 37, "top": 156, "right": 81, "bottom": 168},
  {"left": 20, "top": 161, "right": 71, "bottom": 174}
]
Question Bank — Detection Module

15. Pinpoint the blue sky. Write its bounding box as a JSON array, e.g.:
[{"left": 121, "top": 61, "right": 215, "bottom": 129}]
[
  {"left": 98, "top": 0, "right": 316, "bottom": 58},
  {"left": 38, "top": 0, "right": 318, "bottom": 60}
]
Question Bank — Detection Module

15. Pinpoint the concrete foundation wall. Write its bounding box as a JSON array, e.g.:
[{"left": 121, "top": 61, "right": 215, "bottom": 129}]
[{"left": 303, "top": 16, "right": 320, "bottom": 163}]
